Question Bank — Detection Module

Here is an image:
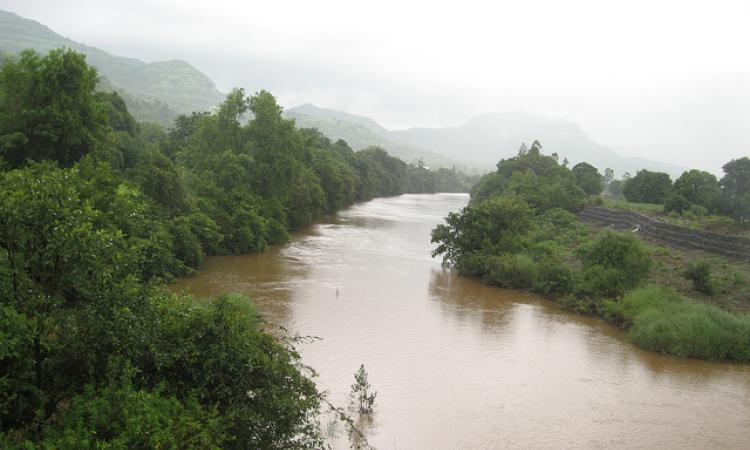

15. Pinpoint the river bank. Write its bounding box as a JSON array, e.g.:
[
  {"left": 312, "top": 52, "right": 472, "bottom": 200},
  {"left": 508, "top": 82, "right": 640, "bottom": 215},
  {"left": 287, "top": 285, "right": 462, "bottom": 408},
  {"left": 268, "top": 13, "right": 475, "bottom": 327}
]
[{"left": 173, "top": 194, "right": 750, "bottom": 448}]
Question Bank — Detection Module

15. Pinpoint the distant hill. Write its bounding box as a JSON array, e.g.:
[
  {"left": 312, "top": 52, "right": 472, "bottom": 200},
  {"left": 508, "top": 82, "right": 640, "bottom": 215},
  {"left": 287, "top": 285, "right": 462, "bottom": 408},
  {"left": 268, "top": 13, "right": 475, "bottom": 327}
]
[
  {"left": 285, "top": 107, "right": 464, "bottom": 169},
  {"left": 289, "top": 105, "right": 686, "bottom": 178},
  {"left": 0, "top": 10, "right": 224, "bottom": 126},
  {"left": 389, "top": 111, "right": 686, "bottom": 177},
  {"left": 289, "top": 104, "right": 389, "bottom": 135}
]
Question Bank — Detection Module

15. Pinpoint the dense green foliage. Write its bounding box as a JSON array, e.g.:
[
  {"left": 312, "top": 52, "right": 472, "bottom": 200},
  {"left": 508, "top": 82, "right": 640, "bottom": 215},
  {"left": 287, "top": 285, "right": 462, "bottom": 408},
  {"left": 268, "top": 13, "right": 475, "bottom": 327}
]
[
  {"left": 604, "top": 286, "right": 750, "bottom": 362},
  {"left": 672, "top": 169, "right": 721, "bottom": 213},
  {"left": 0, "top": 162, "right": 326, "bottom": 447},
  {"left": 433, "top": 143, "right": 750, "bottom": 363},
  {"left": 575, "top": 231, "right": 651, "bottom": 298},
  {"left": 720, "top": 157, "right": 750, "bottom": 221},
  {"left": 622, "top": 169, "right": 672, "bottom": 203},
  {"left": 1, "top": 48, "right": 450, "bottom": 447},
  {"left": 432, "top": 145, "right": 593, "bottom": 294},
  {"left": 572, "top": 161, "right": 604, "bottom": 195},
  {"left": 0, "top": 49, "right": 109, "bottom": 168},
  {"left": 616, "top": 162, "right": 750, "bottom": 224}
]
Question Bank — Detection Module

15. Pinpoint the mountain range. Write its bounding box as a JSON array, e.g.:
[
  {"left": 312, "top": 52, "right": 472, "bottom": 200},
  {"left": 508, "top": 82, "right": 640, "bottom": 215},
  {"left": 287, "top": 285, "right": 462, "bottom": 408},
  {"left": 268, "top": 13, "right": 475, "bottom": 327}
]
[
  {"left": 0, "top": 9, "right": 224, "bottom": 126},
  {"left": 286, "top": 104, "right": 685, "bottom": 177},
  {"left": 0, "top": 9, "right": 685, "bottom": 177}
]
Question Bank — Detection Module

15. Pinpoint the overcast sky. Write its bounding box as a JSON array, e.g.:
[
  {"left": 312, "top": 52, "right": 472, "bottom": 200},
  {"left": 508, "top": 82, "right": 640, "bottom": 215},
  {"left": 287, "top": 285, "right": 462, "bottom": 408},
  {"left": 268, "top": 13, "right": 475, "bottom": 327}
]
[{"left": 2, "top": 0, "right": 749, "bottom": 173}]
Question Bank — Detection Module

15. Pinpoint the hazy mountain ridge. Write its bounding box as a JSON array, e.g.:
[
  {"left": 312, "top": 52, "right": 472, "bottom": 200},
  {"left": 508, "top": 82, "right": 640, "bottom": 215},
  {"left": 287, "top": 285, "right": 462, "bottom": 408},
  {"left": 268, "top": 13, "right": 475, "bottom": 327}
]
[
  {"left": 285, "top": 107, "right": 463, "bottom": 169},
  {"left": 291, "top": 105, "right": 686, "bottom": 178},
  {"left": 289, "top": 103, "right": 389, "bottom": 135},
  {"left": 0, "top": 10, "right": 224, "bottom": 125}
]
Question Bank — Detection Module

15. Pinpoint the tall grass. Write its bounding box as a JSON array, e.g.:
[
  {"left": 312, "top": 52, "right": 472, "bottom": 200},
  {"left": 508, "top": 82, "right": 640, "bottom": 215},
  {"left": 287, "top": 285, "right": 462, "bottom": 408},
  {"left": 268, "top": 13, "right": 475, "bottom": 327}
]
[{"left": 605, "top": 286, "right": 750, "bottom": 362}]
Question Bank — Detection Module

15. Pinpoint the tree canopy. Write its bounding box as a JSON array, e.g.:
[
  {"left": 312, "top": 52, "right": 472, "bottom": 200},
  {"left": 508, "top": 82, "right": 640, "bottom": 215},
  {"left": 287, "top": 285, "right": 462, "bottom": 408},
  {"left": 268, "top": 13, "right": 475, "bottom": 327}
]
[
  {"left": 572, "top": 161, "right": 605, "bottom": 195},
  {"left": 622, "top": 169, "right": 672, "bottom": 203}
]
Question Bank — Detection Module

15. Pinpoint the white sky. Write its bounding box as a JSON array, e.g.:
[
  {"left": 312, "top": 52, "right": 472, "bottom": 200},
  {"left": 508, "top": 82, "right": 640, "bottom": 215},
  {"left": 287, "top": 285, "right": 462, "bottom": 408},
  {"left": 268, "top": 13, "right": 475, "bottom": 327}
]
[{"left": 2, "top": 0, "right": 750, "bottom": 173}]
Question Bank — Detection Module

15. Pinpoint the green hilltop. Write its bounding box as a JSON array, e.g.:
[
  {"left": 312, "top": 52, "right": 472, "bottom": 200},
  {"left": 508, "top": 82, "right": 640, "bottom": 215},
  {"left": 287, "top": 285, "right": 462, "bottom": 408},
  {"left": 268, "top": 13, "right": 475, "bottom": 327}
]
[{"left": 0, "top": 9, "right": 224, "bottom": 126}]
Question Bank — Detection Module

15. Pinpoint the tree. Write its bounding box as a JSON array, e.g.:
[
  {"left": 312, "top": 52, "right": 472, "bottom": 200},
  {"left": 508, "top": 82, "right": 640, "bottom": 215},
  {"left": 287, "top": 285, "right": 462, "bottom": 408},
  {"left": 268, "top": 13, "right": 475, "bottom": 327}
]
[
  {"left": 572, "top": 162, "right": 604, "bottom": 195},
  {"left": 720, "top": 157, "right": 750, "bottom": 220},
  {"left": 608, "top": 179, "right": 624, "bottom": 197},
  {"left": 603, "top": 168, "right": 614, "bottom": 195},
  {"left": 673, "top": 169, "right": 721, "bottom": 212},
  {"left": 0, "top": 49, "right": 109, "bottom": 168},
  {"left": 431, "top": 196, "right": 534, "bottom": 271},
  {"left": 350, "top": 365, "right": 377, "bottom": 415},
  {"left": 622, "top": 170, "right": 672, "bottom": 203}
]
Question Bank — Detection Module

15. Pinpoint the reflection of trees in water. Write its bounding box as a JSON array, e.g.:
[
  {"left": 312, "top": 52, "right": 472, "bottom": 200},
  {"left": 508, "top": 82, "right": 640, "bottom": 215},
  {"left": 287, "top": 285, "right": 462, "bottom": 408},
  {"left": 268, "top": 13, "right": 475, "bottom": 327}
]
[
  {"left": 428, "top": 268, "right": 750, "bottom": 386},
  {"left": 170, "top": 245, "right": 313, "bottom": 327},
  {"left": 427, "top": 267, "right": 518, "bottom": 331}
]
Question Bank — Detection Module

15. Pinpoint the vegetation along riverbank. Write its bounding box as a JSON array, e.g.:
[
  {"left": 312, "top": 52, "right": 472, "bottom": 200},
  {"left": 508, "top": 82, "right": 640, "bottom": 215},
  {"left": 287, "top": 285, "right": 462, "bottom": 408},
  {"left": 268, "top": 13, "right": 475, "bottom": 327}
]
[
  {"left": 0, "top": 48, "right": 479, "bottom": 447},
  {"left": 431, "top": 141, "right": 750, "bottom": 362}
]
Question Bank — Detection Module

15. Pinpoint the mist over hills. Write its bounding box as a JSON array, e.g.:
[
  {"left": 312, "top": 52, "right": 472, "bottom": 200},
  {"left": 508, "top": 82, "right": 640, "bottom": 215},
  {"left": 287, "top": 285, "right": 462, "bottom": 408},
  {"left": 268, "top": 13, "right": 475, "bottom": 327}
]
[
  {"left": 0, "top": 9, "right": 686, "bottom": 178},
  {"left": 0, "top": 9, "right": 224, "bottom": 125},
  {"left": 285, "top": 104, "right": 462, "bottom": 169},
  {"left": 289, "top": 105, "right": 686, "bottom": 178}
]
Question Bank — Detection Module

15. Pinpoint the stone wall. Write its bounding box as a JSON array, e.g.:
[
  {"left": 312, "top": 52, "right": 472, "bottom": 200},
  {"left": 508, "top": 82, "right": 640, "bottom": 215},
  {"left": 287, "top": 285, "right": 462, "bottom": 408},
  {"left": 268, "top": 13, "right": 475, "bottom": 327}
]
[{"left": 578, "top": 206, "right": 750, "bottom": 262}]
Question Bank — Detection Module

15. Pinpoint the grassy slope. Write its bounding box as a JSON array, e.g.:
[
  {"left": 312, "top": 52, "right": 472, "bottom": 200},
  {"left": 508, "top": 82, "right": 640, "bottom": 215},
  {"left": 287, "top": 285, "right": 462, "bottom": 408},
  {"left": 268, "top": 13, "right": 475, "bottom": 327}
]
[{"left": 573, "top": 221, "right": 750, "bottom": 361}]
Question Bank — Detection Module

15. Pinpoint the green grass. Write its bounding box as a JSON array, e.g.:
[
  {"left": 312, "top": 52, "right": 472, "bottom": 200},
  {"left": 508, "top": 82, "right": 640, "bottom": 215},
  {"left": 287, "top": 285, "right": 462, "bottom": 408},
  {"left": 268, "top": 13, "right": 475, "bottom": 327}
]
[
  {"left": 601, "top": 197, "right": 664, "bottom": 214},
  {"left": 604, "top": 286, "right": 750, "bottom": 362},
  {"left": 600, "top": 197, "right": 750, "bottom": 237}
]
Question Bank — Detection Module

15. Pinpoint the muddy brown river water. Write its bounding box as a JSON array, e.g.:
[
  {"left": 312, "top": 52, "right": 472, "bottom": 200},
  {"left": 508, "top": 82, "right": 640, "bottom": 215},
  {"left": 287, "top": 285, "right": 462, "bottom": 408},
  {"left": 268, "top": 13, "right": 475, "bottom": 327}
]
[{"left": 172, "top": 193, "right": 750, "bottom": 449}]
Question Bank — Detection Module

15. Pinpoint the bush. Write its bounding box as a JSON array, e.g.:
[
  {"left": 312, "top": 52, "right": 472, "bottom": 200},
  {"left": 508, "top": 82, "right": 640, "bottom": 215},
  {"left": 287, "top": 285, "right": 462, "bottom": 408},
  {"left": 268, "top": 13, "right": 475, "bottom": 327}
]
[
  {"left": 34, "top": 362, "right": 229, "bottom": 449},
  {"left": 606, "top": 286, "right": 750, "bottom": 362},
  {"left": 576, "top": 231, "right": 652, "bottom": 298},
  {"left": 663, "top": 193, "right": 690, "bottom": 214},
  {"left": 557, "top": 295, "right": 603, "bottom": 315},
  {"left": 683, "top": 261, "right": 716, "bottom": 295},
  {"left": 483, "top": 253, "right": 538, "bottom": 289},
  {"left": 145, "top": 293, "right": 324, "bottom": 449},
  {"left": 533, "top": 256, "right": 575, "bottom": 295},
  {"left": 687, "top": 204, "right": 708, "bottom": 217}
]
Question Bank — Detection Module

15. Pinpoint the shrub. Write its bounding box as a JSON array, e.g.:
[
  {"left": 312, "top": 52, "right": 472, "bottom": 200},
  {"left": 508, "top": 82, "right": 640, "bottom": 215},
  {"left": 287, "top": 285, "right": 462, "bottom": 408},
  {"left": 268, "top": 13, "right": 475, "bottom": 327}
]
[
  {"left": 683, "top": 261, "right": 716, "bottom": 295},
  {"left": 608, "top": 286, "right": 750, "bottom": 362},
  {"left": 34, "top": 362, "right": 229, "bottom": 449},
  {"left": 533, "top": 256, "right": 575, "bottom": 295},
  {"left": 557, "top": 295, "right": 603, "bottom": 315},
  {"left": 483, "top": 253, "right": 538, "bottom": 289},
  {"left": 663, "top": 193, "right": 690, "bottom": 214},
  {"left": 576, "top": 231, "right": 652, "bottom": 298},
  {"left": 687, "top": 204, "right": 708, "bottom": 217},
  {"left": 145, "top": 293, "right": 323, "bottom": 449}
]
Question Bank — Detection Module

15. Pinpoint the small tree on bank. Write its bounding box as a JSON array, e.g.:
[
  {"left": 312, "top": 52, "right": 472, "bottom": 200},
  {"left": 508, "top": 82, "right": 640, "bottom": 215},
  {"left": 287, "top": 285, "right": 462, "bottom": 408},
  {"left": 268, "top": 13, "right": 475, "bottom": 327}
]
[{"left": 350, "top": 364, "right": 377, "bottom": 415}]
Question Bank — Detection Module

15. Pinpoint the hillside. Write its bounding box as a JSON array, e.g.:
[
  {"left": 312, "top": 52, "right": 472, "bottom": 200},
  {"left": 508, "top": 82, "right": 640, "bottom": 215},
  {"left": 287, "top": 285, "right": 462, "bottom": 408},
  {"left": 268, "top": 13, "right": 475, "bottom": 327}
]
[
  {"left": 0, "top": 10, "right": 224, "bottom": 125},
  {"left": 286, "top": 105, "right": 685, "bottom": 178},
  {"left": 285, "top": 107, "right": 463, "bottom": 169}
]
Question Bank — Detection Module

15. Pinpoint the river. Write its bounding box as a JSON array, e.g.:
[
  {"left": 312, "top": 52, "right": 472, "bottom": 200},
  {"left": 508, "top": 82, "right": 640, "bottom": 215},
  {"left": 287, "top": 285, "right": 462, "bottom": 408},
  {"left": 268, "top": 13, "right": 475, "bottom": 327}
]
[{"left": 171, "top": 193, "right": 750, "bottom": 449}]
